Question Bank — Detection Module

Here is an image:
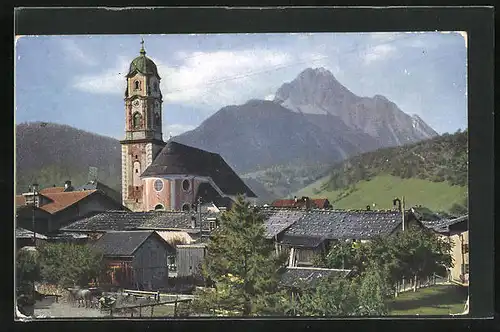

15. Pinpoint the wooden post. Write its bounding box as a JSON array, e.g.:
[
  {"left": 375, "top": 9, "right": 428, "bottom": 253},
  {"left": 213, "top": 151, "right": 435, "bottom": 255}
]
[
  {"left": 139, "top": 303, "right": 142, "bottom": 317},
  {"left": 110, "top": 307, "right": 113, "bottom": 317},
  {"left": 151, "top": 304, "right": 154, "bottom": 317},
  {"left": 174, "top": 295, "right": 178, "bottom": 317}
]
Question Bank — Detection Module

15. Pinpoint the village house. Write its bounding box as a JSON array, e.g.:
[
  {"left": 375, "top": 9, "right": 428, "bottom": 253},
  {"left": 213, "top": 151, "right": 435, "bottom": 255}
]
[
  {"left": 90, "top": 230, "right": 175, "bottom": 290},
  {"left": 61, "top": 210, "right": 217, "bottom": 277},
  {"left": 15, "top": 181, "right": 126, "bottom": 236},
  {"left": 260, "top": 203, "right": 425, "bottom": 268},
  {"left": 418, "top": 213, "right": 469, "bottom": 285},
  {"left": 272, "top": 197, "right": 332, "bottom": 209}
]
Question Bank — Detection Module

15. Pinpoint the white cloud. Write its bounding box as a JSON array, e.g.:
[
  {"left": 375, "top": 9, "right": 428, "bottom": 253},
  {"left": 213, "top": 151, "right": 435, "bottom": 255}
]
[
  {"left": 71, "top": 56, "right": 130, "bottom": 94},
  {"left": 363, "top": 44, "right": 397, "bottom": 65},
  {"left": 60, "top": 39, "right": 97, "bottom": 66},
  {"left": 160, "top": 49, "right": 293, "bottom": 107},
  {"left": 163, "top": 123, "right": 196, "bottom": 137},
  {"left": 264, "top": 94, "right": 275, "bottom": 101}
]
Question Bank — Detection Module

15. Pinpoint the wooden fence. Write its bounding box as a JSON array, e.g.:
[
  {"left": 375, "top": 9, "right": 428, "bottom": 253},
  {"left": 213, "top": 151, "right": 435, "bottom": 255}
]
[{"left": 105, "top": 297, "right": 193, "bottom": 318}]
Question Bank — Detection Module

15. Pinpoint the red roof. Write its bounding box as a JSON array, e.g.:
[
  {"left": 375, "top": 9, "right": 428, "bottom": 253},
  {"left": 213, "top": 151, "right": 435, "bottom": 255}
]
[
  {"left": 15, "top": 190, "right": 97, "bottom": 214},
  {"left": 272, "top": 198, "right": 331, "bottom": 209},
  {"left": 40, "top": 187, "right": 65, "bottom": 194}
]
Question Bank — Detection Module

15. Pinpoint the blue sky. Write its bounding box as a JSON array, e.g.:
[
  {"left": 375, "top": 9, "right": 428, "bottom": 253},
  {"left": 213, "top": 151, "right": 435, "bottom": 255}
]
[{"left": 15, "top": 32, "right": 467, "bottom": 139}]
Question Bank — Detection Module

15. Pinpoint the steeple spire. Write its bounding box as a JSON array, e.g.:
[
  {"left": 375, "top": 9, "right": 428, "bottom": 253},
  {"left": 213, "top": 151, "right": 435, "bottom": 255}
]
[{"left": 140, "top": 38, "right": 146, "bottom": 55}]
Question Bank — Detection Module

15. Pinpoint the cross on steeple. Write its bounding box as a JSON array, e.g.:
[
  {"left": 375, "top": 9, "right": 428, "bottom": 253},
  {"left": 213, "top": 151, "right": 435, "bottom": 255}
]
[{"left": 140, "top": 38, "right": 146, "bottom": 55}]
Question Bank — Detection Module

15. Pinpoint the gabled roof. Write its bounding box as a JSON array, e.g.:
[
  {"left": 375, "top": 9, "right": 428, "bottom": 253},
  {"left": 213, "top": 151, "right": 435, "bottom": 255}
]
[
  {"left": 263, "top": 209, "right": 305, "bottom": 239},
  {"left": 16, "top": 190, "right": 124, "bottom": 215},
  {"left": 15, "top": 227, "right": 48, "bottom": 240},
  {"left": 421, "top": 214, "right": 468, "bottom": 233},
  {"left": 37, "top": 190, "right": 98, "bottom": 214},
  {"left": 272, "top": 198, "right": 331, "bottom": 209},
  {"left": 279, "top": 267, "right": 352, "bottom": 289},
  {"left": 90, "top": 231, "right": 172, "bottom": 257},
  {"left": 61, "top": 210, "right": 217, "bottom": 233},
  {"left": 40, "top": 187, "right": 65, "bottom": 194},
  {"left": 141, "top": 141, "right": 256, "bottom": 197},
  {"left": 283, "top": 210, "right": 404, "bottom": 240}
]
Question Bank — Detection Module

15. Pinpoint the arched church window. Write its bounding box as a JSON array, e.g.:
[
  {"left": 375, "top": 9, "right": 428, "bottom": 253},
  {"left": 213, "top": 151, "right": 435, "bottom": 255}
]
[
  {"left": 134, "top": 80, "right": 140, "bottom": 90},
  {"left": 133, "top": 161, "right": 141, "bottom": 186},
  {"left": 154, "top": 204, "right": 164, "bottom": 211},
  {"left": 182, "top": 179, "right": 191, "bottom": 191},
  {"left": 154, "top": 179, "right": 164, "bottom": 192},
  {"left": 133, "top": 112, "right": 142, "bottom": 129}
]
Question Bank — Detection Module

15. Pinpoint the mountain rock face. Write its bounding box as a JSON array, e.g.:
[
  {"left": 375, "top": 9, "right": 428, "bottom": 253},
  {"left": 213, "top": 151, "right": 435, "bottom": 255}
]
[
  {"left": 274, "top": 67, "right": 438, "bottom": 147},
  {"left": 174, "top": 67, "right": 438, "bottom": 173}
]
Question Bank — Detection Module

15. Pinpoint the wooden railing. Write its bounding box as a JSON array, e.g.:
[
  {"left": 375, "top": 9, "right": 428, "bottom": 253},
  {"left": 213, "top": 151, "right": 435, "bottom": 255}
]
[{"left": 106, "top": 297, "right": 193, "bottom": 318}]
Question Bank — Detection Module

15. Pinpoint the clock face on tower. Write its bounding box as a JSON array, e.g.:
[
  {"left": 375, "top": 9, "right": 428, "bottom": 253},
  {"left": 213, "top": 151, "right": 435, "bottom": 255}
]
[{"left": 132, "top": 99, "right": 141, "bottom": 108}]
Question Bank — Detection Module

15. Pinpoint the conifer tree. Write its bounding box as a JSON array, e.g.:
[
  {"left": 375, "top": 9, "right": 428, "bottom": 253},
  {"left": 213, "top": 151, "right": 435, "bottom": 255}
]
[{"left": 191, "top": 195, "right": 289, "bottom": 316}]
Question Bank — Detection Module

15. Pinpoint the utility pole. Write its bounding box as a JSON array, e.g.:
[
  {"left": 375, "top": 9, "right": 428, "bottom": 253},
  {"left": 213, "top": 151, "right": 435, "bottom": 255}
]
[
  {"left": 31, "top": 182, "right": 39, "bottom": 311},
  {"left": 402, "top": 196, "right": 406, "bottom": 231},
  {"left": 198, "top": 196, "right": 202, "bottom": 240}
]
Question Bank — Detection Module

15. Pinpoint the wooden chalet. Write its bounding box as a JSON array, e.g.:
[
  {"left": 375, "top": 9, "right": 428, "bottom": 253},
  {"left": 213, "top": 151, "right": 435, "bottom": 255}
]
[{"left": 90, "top": 230, "right": 175, "bottom": 290}]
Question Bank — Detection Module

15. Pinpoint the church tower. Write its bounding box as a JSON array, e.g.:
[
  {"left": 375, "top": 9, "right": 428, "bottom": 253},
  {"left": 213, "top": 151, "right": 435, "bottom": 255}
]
[{"left": 120, "top": 40, "right": 165, "bottom": 211}]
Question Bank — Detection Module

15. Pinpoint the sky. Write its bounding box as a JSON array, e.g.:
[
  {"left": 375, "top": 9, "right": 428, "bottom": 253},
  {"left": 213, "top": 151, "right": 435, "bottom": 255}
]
[{"left": 15, "top": 32, "right": 467, "bottom": 139}]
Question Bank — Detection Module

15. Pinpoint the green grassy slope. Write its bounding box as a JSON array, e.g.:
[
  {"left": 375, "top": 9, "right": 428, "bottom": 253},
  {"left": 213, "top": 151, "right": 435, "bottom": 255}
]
[
  {"left": 388, "top": 285, "right": 467, "bottom": 315},
  {"left": 296, "top": 174, "right": 467, "bottom": 212}
]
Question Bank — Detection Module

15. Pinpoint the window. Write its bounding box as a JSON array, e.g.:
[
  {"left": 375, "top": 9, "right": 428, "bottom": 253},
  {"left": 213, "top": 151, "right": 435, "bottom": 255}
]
[
  {"left": 154, "top": 179, "right": 163, "bottom": 192},
  {"left": 133, "top": 112, "right": 142, "bottom": 129},
  {"left": 154, "top": 204, "right": 164, "bottom": 211},
  {"left": 182, "top": 203, "right": 191, "bottom": 212},
  {"left": 135, "top": 169, "right": 138, "bottom": 173},
  {"left": 135, "top": 186, "right": 139, "bottom": 190},
  {"left": 462, "top": 243, "right": 469, "bottom": 254},
  {"left": 462, "top": 263, "right": 469, "bottom": 274},
  {"left": 182, "top": 179, "right": 191, "bottom": 191},
  {"left": 134, "top": 80, "right": 140, "bottom": 90}
]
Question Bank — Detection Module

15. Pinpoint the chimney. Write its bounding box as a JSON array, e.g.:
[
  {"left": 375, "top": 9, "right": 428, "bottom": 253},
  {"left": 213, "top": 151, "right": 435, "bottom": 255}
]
[
  {"left": 393, "top": 198, "right": 402, "bottom": 212},
  {"left": 64, "top": 180, "right": 72, "bottom": 191}
]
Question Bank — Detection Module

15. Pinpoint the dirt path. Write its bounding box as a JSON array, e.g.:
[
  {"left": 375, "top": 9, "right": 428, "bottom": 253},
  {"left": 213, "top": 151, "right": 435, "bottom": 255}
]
[{"left": 34, "top": 300, "right": 106, "bottom": 318}]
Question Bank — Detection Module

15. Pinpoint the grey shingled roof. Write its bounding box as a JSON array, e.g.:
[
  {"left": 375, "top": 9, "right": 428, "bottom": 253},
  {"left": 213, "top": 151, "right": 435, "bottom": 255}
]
[
  {"left": 262, "top": 209, "right": 305, "bottom": 239},
  {"left": 421, "top": 214, "right": 468, "bottom": 233},
  {"left": 15, "top": 227, "right": 48, "bottom": 240},
  {"left": 91, "top": 231, "right": 159, "bottom": 256},
  {"left": 283, "top": 210, "right": 403, "bottom": 240},
  {"left": 279, "top": 267, "right": 352, "bottom": 289},
  {"left": 141, "top": 141, "right": 256, "bottom": 197},
  {"left": 61, "top": 210, "right": 216, "bottom": 233}
]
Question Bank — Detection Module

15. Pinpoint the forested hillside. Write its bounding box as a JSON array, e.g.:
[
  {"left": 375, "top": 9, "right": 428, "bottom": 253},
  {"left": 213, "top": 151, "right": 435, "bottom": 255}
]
[
  {"left": 15, "top": 122, "right": 121, "bottom": 194},
  {"left": 296, "top": 130, "right": 468, "bottom": 214}
]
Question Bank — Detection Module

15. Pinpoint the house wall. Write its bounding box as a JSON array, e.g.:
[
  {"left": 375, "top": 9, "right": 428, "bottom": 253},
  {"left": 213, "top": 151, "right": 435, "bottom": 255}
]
[
  {"left": 131, "top": 235, "right": 172, "bottom": 290},
  {"left": 447, "top": 230, "right": 469, "bottom": 284},
  {"left": 176, "top": 246, "right": 206, "bottom": 278},
  {"left": 16, "top": 209, "right": 51, "bottom": 235}
]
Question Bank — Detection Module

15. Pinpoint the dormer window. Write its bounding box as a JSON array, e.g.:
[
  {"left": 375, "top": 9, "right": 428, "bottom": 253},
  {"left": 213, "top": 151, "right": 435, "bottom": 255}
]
[{"left": 134, "top": 80, "right": 140, "bottom": 90}]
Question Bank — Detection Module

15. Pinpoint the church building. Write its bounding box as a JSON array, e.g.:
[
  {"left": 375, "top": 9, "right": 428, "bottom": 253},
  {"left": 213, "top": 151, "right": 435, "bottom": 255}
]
[{"left": 120, "top": 41, "right": 256, "bottom": 212}]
